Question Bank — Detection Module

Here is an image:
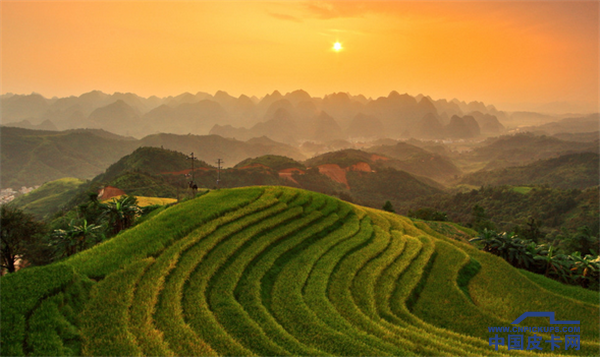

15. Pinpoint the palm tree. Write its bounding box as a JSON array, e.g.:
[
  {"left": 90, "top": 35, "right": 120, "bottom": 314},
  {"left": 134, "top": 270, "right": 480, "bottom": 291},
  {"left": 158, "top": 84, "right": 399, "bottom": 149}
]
[
  {"left": 49, "top": 219, "right": 103, "bottom": 259},
  {"left": 100, "top": 195, "right": 142, "bottom": 236}
]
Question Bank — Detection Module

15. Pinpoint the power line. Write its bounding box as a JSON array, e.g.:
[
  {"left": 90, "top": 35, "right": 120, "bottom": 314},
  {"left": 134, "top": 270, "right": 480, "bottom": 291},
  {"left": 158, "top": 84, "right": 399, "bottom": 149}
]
[
  {"left": 216, "top": 158, "right": 223, "bottom": 188},
  {"left": 187, "top": 152, "right": 195, "bottom": 187}
]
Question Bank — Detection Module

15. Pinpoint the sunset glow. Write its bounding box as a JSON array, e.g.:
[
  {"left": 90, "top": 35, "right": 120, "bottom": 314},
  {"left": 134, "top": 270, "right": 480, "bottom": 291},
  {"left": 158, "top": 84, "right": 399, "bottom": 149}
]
[{"left": 1, "top": 1, "right": 598, "bottom": 112}]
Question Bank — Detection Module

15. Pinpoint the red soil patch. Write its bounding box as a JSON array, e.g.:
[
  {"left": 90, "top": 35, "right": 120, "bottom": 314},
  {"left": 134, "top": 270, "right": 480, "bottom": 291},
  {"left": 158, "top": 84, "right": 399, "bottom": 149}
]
[
  {"left": 317, "top": 164, "right": 349, "bottom": 189},
  {"left": 278, "top": 168, "right": 306, "bottom": 184},
  {"left": 279, "top": 168, "right": 306, "bottom": 174},
  {"left": 237, "top": 163, "right": 271, "bottom": 170},
  {"left": 370, "top": 154, "right": 389, "bottom": 162},
  {"left": 347, "top": 162, "right": 373, "bottom": 172}
]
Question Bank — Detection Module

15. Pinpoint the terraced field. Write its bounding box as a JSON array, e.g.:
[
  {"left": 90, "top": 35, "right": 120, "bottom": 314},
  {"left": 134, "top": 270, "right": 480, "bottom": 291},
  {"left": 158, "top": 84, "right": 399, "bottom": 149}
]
[{"left": 2, "top": 187, "right": 598, "bottom": 356}]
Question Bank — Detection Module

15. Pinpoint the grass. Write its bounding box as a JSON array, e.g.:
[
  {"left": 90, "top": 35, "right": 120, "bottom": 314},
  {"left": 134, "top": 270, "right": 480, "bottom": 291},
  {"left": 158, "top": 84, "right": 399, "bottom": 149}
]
[
  {"left": 512, "top": 186, "right": 534, "bottom": 194},
  {"left": 2, "top": 186, "right": 598, "bottom": 357},
  {"left": 517, "top": 269, "right": 599, "bottom": 306},
  {"left": 80, "top": 259, "right": 152, "bottom": 356},
  {"left": 10, "top": 177, "right": 86, "bottom": 219},
  {"left": 103, "top": 195, "right": 177, "bottom": 207}
]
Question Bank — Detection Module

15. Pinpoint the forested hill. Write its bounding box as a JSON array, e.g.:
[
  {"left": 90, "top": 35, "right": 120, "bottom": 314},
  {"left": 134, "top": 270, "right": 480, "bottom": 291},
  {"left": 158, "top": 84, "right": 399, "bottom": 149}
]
[
  {"left": 458, "top": 152, "right": 599, "bottom": 189},
  {"left": 0, "top": 127, "right": 304, "bottom": 188},
  {"left": 463, "top": 133, "right": 599, "bottom": 170},
  {"left": 405, "top": 185, "right": 599, "bottom": 238}
]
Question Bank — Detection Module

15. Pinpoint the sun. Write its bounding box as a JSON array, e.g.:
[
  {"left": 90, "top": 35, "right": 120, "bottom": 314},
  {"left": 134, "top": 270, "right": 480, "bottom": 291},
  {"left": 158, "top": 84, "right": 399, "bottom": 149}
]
[{"left": 333, "top": 41, "right": 342, "bottom": 52}]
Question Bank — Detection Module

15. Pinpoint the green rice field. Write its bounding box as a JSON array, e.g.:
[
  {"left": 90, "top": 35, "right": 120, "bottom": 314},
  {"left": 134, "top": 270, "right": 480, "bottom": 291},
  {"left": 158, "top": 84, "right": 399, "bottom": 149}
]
[{"left": 1, "top": 186, "right": 598, "bottom": 356}]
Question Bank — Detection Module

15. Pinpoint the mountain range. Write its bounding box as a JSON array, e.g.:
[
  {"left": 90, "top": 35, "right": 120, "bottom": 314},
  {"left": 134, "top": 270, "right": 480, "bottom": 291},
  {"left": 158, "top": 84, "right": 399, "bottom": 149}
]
[
  {"left": 2, "top": 90, "right": 509, "bottom": 141},
  {"left": 0, "top": 127, "right": 305, "bottom": 189}
]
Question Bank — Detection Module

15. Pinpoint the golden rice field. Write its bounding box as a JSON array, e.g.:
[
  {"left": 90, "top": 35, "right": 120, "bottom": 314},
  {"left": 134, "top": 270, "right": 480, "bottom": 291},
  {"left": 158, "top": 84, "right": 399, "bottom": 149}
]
[{"left": 2, "top": 187, "right": 598, "bottom": 356}]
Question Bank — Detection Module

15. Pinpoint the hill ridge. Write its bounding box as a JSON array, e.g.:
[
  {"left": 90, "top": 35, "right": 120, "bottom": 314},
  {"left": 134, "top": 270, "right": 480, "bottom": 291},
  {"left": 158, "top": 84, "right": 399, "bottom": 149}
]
[{"left": 2, "top": 187, "right": 597, "bottom": 356}]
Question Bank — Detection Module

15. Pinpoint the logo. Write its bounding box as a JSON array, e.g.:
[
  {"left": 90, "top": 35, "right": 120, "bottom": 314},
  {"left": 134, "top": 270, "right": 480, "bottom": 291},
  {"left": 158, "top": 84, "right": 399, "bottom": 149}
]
[
  {"left": 511, "top": 312, "right": 580, "bottom": 325},
  {"left": 487, "top": 312, "right": 581, "bottom": 351}
]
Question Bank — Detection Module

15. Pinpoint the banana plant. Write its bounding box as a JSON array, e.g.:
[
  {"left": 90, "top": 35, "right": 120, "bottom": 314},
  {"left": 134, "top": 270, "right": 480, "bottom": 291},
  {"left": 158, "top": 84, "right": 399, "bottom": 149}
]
[
  {"left": 49, "top": 219, "right": 103, "bottom": 259},
  {"left": 535, "top": 245, "right": 573, "bottom": 283}
]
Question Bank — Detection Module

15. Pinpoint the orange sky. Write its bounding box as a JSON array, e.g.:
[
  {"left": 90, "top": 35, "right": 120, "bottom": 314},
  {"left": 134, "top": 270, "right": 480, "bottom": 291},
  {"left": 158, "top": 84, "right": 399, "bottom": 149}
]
[{"left": 2, "top": 1, "right": 599, "bottom": 112}]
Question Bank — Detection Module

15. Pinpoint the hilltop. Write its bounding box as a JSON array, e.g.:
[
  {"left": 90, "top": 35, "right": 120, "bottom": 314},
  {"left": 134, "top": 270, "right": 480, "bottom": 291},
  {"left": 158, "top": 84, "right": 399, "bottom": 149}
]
[
  {"left": 0, "top": 127, "right": 140, "bottom": 189},
  {"left": 94, "top": 147, "right": 212, "bottom": 183},
  {"left": 458, "top": 152, "right": 600, "bottom": 190},
  {"left": 0, "top": 127, "right": 305, "bottom": 188},
  {"left": 20, "top": 146, "right": 444, "bottom": 222},
  {"left": 366, "top": 142, "right": 462, "bottom": 182},
  {"left": 2, "top": 187, "right": 597, "bottom": 356},
  {"left": 8, "top": 178, "right": 86, "bottom": 220},
  {"left": 462, "top": 133, "right": 599, "bottom": 171},
  {"left": 406, "top": 185, "right": 600, "bottom": 237}
]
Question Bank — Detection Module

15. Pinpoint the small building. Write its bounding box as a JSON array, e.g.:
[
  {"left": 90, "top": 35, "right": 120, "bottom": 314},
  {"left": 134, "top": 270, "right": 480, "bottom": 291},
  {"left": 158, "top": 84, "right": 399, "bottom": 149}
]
[{"left": 98, "top": 186, "right": 126, "bottom": 201}]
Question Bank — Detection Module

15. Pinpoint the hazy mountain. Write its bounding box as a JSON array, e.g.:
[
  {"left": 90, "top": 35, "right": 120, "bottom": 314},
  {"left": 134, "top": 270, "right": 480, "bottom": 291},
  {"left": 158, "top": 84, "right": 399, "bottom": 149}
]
[
  {"left": 310, "top": 111, "right": 344, "bottom": 142},
  {"left": 517, "top": 114, "right": 599, "bottom": 136},
  {"left": 256, "top": 90, "right": 284, "bottom": 117},
  {"left": 244, "top": 136, "right": 307, "bottom": 160},
  {"left": 366, "top": 141, "right": 462, "bottom": 182},
  {"left": 431, "top": 98, "right": 463, "bottom": 118},
  {"left": 445, "top": 115, "right": 480, "bottom": 139},
  {"left": 3, "top": 119, "right": 58, "bottom": 131},
  {"left": 1, "top": 127, "right": 305, "bottom": 188},
  {"left": 1, "top": 93, "right": 49, "bottom": 121},
  {"left": 143, "top": 99, "right": 229, "bottom": 135},
  {"left": 411, "top": 113, "right": 445, "bottom": 139},
  {"left": 213, "top": 90, "right": 239, "bottom": 109},
  {"left": 284, "top": 89, "right": 312, "bottom": 106},
  {"left": 466, "top": 133, "right": 599, "bottom": 170},
  {"left": 165, "top": 92, "right": 200, "bottom": 106},
  {"left": 138, "top": 132, "right": 305, "bottom": 166},
  {"left": 2, "top": 89, "right": 517, "bottom": 142},
  {"left": 458, "top": 152, "right": 600, "bottom": 190},
  {"left": 89, "top": 100, "right": 144, "bottom": 137},
  {"left": 321, "top": 92, "right": 364, "bottom": 124},
  {"left": 251, "top": 107, "right": 299, "bottom": 143},
  {"left": 0, "top": 127, "right": 139, "bottom": 188},
  {"left": 462, "top": 115, "right": 481, "bottom": 137},
  {"left": 468, "top": 111, "right": 505, "bottom": 134},
  {"left": 346, "top": 113, "right": 385, "bottom": 140},
  {"left": 295, "top": 100, "right": 319, "bottom": 119},
  {"left": 264, "top": 99, "right": 296, "bottom": 120},
  {"left": 553, "top": 131, "right": 599, "bottom": 142}
]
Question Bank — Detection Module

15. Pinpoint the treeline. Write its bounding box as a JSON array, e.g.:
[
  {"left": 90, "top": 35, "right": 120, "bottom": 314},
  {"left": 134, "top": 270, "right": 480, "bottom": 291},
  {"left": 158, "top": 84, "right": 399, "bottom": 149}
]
[
  {"left": 1, "top": 193, "right": 173, "bottom": 274},
  {"left": 405, "top": 185, "right": 600, "bottom": 290},
  {"left": 470, "top": 229, "right": 599, "bottom": 290},
  {"left": 404, "top": 185, "right": 599, "bottom": 239}
]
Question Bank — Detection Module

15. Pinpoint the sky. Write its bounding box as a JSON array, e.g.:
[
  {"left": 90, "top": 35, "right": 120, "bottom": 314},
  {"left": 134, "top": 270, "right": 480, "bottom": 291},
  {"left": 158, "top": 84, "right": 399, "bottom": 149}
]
[{"left": 1, "top": 1, "right": 599, "bottom": 113}]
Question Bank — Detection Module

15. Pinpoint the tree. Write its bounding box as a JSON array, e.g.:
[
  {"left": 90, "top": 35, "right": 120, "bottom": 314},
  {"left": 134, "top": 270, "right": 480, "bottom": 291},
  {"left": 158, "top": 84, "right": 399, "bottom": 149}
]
[
  {"left": 470, "top": 204, "right": 495, "bottom": 233},
  {"left": 49, "top": 219, "right": 103, "bottom": 259},
  {"left": 408, "top": 207, "right": 447, "bottom": 221},
  {"left": 100, "top": 195, "right": 142, "bottom": 236},
  {"left": 383, "top": 201, "right": 395, "bottom": 213},
  {"left": 1, "top": 205, "right": 47, "bottom": 273}
]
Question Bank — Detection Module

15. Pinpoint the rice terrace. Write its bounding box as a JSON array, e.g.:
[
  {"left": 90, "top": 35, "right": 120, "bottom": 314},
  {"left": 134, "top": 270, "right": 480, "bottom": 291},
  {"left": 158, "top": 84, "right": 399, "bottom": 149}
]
[{"left": 2, "top": 187, "right": 597, "bottom": 356}]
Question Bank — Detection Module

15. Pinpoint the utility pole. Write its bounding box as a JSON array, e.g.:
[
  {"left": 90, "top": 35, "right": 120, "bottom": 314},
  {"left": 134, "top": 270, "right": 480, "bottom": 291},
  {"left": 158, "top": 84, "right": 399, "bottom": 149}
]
[
  {"left": 216, "top": 158, "right": 223, "bottom": 188},
  {"left": 187, "top": 152, "right": 195, "bottom": 187}
]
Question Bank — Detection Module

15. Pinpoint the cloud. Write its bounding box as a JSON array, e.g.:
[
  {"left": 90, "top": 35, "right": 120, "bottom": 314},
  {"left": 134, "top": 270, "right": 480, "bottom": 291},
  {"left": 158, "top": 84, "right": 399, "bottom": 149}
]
[{"left": 268, "top": 12, "right": 303, "bottom": 23}]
